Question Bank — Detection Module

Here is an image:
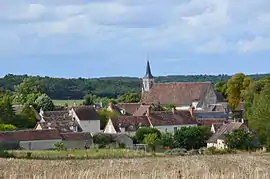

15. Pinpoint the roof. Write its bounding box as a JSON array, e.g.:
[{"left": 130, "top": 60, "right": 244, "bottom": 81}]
[
  {"left": 203, "top": 103, "right": 230, "bottom": 112},
  {"left": 110, "top": 116, "right": 150, "bottom": 132},
  {"left": 116, "top": 103, "right": 141, "bottom": 115},
  {"left": 197, "top": 118, "right": 227, "bottom": 127},
  {"left": 60, "top": 132, "right": 92, "bottom": 141},
  {"left": 207, "top": 122, "right": 246, "bottom": 143},
  {"left": 133, "top": 104, "right": 151, "bottom": 116},
  {"left": 215, "top": 91, "right": 227, "bottom": 102},
  {"left": 143, "top": 60, "right": 154, "bottom": 79},
  {"left": 95, "top": 133, "right": 131, "bottom": 141},
  {"left": 39, "top": 110, "right": 82, "bottom": 133},
  {"left": 140, "top": 82, "right": 213, "bottom": 105},
  {"left": 0, "top": 129, "right": 61, "bottom": 141},
  {"left": 73, "top": 106, "right": 100, "bottom": 121},
  {"left": 148, "top": 110, "right": 197, "bottom": 126}
]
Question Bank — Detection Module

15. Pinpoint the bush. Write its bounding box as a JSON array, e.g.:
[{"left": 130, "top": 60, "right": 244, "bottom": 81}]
[
  {"left": 164, "top": 148, "right": 187, "bottom": 156},
  {"left": 0, "top": 150, "right": 14, "bottom": 158},
  {"left": 204, "top": 147, "right": 236, "bottom": 155},
  {"left": 54, "top": 142, "right": 65, "bottom": 150},
  {"left": 135, "top": 127, "right": 161, "bottom": 143}
]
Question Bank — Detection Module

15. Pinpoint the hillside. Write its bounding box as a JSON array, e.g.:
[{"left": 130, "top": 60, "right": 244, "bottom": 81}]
[{"left": 0, "top": 73, "right": 269, "bottom": 99}]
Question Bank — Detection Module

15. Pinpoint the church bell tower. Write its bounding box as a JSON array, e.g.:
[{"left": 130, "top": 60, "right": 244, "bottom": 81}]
[{"left": 142, "top": 60, "right": 154, "bottom": 92}]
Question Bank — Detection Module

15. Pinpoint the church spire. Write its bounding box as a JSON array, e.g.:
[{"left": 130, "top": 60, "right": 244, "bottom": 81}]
[{"left": 143, "top": 60, "right": 154, "bottom": 79}]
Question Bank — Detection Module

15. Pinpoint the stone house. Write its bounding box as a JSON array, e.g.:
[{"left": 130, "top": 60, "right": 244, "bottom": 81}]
[
  {"left": 0, "top": 129, "right": 62, "bottom": 150},
  {"left": 207, "top": 120, "right": 249, "bottom": 149},
  {"left": 36, "top": 106, "right": 101, "bottom": 133}
]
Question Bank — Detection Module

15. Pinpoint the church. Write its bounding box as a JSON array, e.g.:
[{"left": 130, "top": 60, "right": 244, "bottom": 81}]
[{"left": 140, "top": 61, "right": 227, "bottom": 111}]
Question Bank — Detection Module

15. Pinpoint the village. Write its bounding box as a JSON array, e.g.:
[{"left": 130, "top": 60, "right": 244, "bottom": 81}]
[{"left": 0, "top": 61, "right": 254, "bottom": 153}]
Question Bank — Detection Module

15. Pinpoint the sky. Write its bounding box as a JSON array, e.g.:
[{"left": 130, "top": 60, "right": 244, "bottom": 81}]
[{"left": 0, "top": 0, "right": 270, "bottom": 78}]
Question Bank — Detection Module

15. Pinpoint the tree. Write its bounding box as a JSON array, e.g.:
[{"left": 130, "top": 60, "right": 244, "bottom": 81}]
[
  {"left": 93, "top": 133, "right": 112, "bottom": 148},
  {"left": 0, "top": 93, "right": 16, "bottom": 124},
  {"left": 227, "top": 73, "right": 252, "bottom": 110},
  {"left": 13, "top": 105, "right": 37, "bottom": 129},
  {"left": 117, "top": 93, "right": 141, "bottom": 103},
  {"left": 0, "top": 124, "right": 16, "bottom": 131},
  {"left": 174, "top": 126, "right": 212, "bottom": 150},
  {"left": 97, "top": 109, "right": 119, "bottom": 130},
  {"left": 160, "top": 132, "right": 174, "bottom": 148},
  {"left": 143, "top": 133, "right": 159, "bottom": 152},
  {"left": 224, "top": 129, "right": 260, "bottom": 150},
  {"left": 35, "top": 94, "right": 54, "bottom": 111},
  {"left": 214, "top": 81, "right": 227, "bottom": 98},
  {"left": 83, "top": 94, "right": 97, "bottom": 106},
  {"left": 13, "top": 77, "right": 43, "bottom": 104},
  {"left": 135, "top": 127, "right": 161, "bottom": 143}
]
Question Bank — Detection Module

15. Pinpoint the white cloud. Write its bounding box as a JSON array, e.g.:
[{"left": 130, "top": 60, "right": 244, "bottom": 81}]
[{"left": 238, "top": 36, "right": 270, "bottom": 53}]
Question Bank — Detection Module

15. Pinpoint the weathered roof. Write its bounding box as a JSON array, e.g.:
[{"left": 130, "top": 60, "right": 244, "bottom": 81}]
[
  {"left": 140, "top": 82, "right": 212, "bottom": 105},
  {"left": 116, "top": 103, "right": 141, "bottom": 115},
  {"left": 215, "top": 91, "right": 227, "bottom": 102},
  {"left": 39, "top": 110, "right": 82, "bottom": 133},
  {"left": 207, "top": 122, "right": 246, "bottom": 143},
  {"left": 148, "top": 110, "right": 197, "bottom": 126},
  {"left": 60, "top": 132, "right": 92, "bottom": 141},
  {"left": 95, "top": 133, "right": 131, "bottom": 141},
  {"left": 110, "top": 116, "right": 150, "bottom": 132},
  {"left": 197, "top": 118, "right": 227, "bottom": 127},
  {"left": 0, "top": 129, "right": 61, "bottom": 141},
  {"left": 133, "top": 104, "right": 151, "bottom": 116},
  {"left": 73, "top": 106, "right": 100, "bottom": 121}
]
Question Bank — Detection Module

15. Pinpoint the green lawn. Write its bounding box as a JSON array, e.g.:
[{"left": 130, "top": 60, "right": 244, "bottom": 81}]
[{"left": 53, "top": 99, "right": 84, "bottom": 106}]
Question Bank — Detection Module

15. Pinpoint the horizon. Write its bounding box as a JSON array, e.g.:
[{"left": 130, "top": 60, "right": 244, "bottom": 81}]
[{"left": 0, "top": 1, "right": 270, "bottom": 77}]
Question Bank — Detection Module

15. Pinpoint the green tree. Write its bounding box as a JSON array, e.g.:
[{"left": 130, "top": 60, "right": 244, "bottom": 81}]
[
  {"left": 14, "top": 105, "right": 37, "bottom": 129},
  {"left": 35, "top": 94, "right": 54, "bottom": 111},
  {"left": 227, "top": 73, "right": 252, "bottom": 110},
  {"left": 13, "top": 77, "right": 43, "bottom": 104},
  {"left": 97, "top": 109, "right": 119, "bottom": 130},
  {"left": 135, "top": 127, "right": 161, "bottom": 143},
  {"left": 224, "top": 129, "right": 259, "bottom": 150},
  {"left": 0, "top": 93, "right": 16, "bottom": 124},
  {"left": 143, "top": 133, "right": 159, "bottom": 153},
  {"left": 93, "top": 133, "right": 112, "bottom": 148},
  {"left": 160, "top": 132, "right": 174, "bottom": 148},
  {"left": 214, "top": 81, "right": 227, "bottom": 98},
  {"left": 83, "top": 94, "right": 97, "bottom": 106},
  {"left": 174, "top": 126, "right": 212, "bottom": 150},
  {"left": 117, "top": 93, "right": 141, "bottom": 103},
  {"left": 0, "top": 124, "right": 16, "bottom": 131}
]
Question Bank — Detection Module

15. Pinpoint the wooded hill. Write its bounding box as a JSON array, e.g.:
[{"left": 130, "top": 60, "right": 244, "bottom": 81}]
[{"left": 0, "top": 73, "right": 269, "bottom": 100}]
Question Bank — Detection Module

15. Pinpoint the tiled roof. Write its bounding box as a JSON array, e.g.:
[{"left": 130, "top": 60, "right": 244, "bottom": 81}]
[
  {"left": 39, "top": 110, "right": 82, "bottom": 133},
  {"left": 197, "top": 118, "right": 227, "bottom": 127},
  {"left": 110, "top": 116, "right": 150, "bottom": 132},
  {"left": 140, "top": 82, "right": 212, "bottom": 105},
  {"left": 60, "top": 132, "right": 92, "bottom": 141},
  {"left": 133, "top": 105, "right": 151, "bottom": 116},
  {"left": 95, "top": 133, "right": 131, "bottom": 141},
  {"left": 214, "top": 91, "right": 227, "bottom": 102},
  {"left": 207, "top": 122, "right": 246, "bottom": 143},
  {"left": 73, "top": 106, "right": 100, "bottom": 121},
  {"left": 0, "top": 129, "right": 61, "bottom": 141},
  {"left": 148, "top": 110, "right": 197, "bottom": 126},
  {"left": 116, "top": 103, "right": 141, "bottom": 115}
]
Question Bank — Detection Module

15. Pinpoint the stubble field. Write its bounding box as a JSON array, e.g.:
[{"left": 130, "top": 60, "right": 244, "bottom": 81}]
[{"left": 1, "top": 154, "right": 270, "bottom": 179}]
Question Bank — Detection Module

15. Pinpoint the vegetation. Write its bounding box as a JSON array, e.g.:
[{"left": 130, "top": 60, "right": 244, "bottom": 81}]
[
  {"left": 1, "top": 154, "right": 270, "bottom": 178},
  {"left": 135, "top": 127, "right": 161, "bottom": 143},
  {"left": 0, "top": 124, "right": 16, "bottom": 131},
  {"left": 35, "top": 94, "right": 55, "bottom": 111},
  {"left": 97, "top": 109, "right": 119, "bottom": 130},
  {"left": 143, "top": 133, "right": 160, "bottom": 152},
  {"left": 117, "top": 93, "right": 141, "bottom": 103}
]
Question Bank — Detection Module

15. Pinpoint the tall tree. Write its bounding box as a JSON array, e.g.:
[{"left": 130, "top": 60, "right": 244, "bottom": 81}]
[
  {"left": 83, "top": 94, "right": 97, "bottom": 106},
  {"left": 214, "top": 81, "right": 227, "bottom": 98},
  {"left": 117, "top": 93, "right": 141, "bottom": 103},
  {"left": 35, "top": 94, "right": 55, "bottom": 111},
  {"left": 0, "top": 93, "right": 16, "bottom": 124},
  {"left": 227, "top": 73, "right": 252, "bottom": 110}
]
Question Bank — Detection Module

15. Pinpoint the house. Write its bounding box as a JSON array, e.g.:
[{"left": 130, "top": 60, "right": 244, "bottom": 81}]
[
  {"left": 107, "top": 102, "right": 141, "bottom": 115},
  {"left": 104, "top": 107, "right": 197, "bottom": 135},
  {"left": 207, "top": 120, "right": 249, "bottom": 149},
  {"left": 60, "top": 132, "right": 93, "bottom": 149},
  {"left": 36, "top": 106, "right": 101, "bottom": 133},
  {"left": 0, "top": 129, "right": 62, "bottom": 150},
  {"left": 140, "top": 61, "right": 226, "bottom": 110}
]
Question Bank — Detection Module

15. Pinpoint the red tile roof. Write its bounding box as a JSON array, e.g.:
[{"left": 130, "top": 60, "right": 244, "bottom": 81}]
[
  {"left": 60, "top": 132, "right": 92, "bottom": 141},
  {"left": 197, "top": 118, "right": 227, "bottom": 127},
  {"left": 133, "top": 105, "right": 151, "bottom": 116},
  {"left": 111, "top": 116, "right": 150, "bottom": 132},
  {"left": 140, "top": 82, "right": 212, "bottom": 105},
  {"left": 0, "top": 129, "right": 61, "bottom": 141},
  {"left": 73, "top": 106, "right": 100, "bottom": 121},
  {"left": 116, "top": 103, "right": 141, "bottom": 115}
]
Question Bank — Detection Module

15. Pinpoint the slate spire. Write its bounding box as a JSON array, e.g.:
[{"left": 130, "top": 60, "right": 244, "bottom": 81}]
[{"left": 143, "top": 60, "right": 154, "bottom": 78}]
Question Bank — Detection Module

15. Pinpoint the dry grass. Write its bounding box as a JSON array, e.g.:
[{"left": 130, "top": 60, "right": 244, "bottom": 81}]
[{"left": 1, "top": 154, "right": 270, "bottom": 179}]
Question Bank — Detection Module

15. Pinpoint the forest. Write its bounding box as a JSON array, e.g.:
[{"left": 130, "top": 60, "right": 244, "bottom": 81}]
[{"left": 0, "top": 73, "right": 269, "bottom": 100}]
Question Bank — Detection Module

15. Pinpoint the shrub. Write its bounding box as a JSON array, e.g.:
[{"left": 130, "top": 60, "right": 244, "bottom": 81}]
[
  {"left": 204, "top": 147, "right": 236, "bottom": 155},
  {"left": 0, "top": 150, "right": 14, "bottom": 158},
  {"left": 54, "top": 142, "right": 65, "bottom": 150}
]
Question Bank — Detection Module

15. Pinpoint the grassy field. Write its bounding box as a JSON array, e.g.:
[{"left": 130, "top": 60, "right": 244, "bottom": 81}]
[
  {"left": 53, "top": 99, "right": 83, "bottom": 106},
  {"left": 1, "top": 154, "right": 270, "bottom": 179}
]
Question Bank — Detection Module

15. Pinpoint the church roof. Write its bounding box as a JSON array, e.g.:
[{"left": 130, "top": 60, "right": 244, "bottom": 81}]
[
  {"left": 141, "top": 82, "right": 212, "bottom": 105},
  {"left": 143, "top": 60, "right": 154, "bottom": 79}
]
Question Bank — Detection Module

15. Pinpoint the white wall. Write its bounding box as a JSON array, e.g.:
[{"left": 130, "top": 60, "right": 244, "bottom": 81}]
[
  {"left": 104, "top": 119, "right": 117, "bottom": 133},
  {"left": 207, "top": 139, "right": 226, "bottom": 149},
  {"left": 154, "top": 124, "right": 197, "bottom": 133},
  {"left": 20, "top": 139, "right": 61, "bottom": 150},
  {"left": 80, "top": 120, "right": 100, "bottom": 133}
]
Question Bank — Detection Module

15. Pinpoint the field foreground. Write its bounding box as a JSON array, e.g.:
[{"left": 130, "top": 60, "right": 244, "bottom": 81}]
[{"left": 1, "top": 154, "right": 270, "bottom": 179}]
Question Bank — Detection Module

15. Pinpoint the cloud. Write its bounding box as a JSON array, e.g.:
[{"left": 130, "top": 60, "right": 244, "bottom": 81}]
[{"left": 0, "top": 0, "right": 270, "bottom": 57}]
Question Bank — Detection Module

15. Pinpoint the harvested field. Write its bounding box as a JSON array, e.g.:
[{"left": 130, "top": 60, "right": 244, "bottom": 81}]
[{"left": 1, "top": 154, "right": 270, "bottom": 179}]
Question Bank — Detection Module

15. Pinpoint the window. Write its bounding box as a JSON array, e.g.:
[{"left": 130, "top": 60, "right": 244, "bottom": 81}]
[{"left": 174, "top": 127, "right": 177, "bottom": 132}]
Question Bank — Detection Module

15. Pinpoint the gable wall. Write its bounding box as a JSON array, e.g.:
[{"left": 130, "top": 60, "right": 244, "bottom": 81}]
[
  {"left": 104, "top": 119, "right": 117, "bottom": 133},
  {"left": 202, "top": 86, "right": 217, "bottom": 108}
]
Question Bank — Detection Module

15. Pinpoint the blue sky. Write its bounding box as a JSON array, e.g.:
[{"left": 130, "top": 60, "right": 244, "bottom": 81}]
[{"left": 0, "top": 0, "right": 270, "bottom": 78}]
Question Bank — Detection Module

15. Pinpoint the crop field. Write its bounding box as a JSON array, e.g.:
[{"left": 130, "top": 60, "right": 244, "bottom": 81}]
[
  {"left": 1, "top": 154, "right": 270, "bottom": 179},
  {"left": 52, "top": 99, "right": 83, "bottom": 106}
]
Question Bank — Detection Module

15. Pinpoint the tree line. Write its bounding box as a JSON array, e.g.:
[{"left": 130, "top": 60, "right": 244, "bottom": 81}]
[{"left": 1, "top": 73, "right": 269, "bottom": 100}]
